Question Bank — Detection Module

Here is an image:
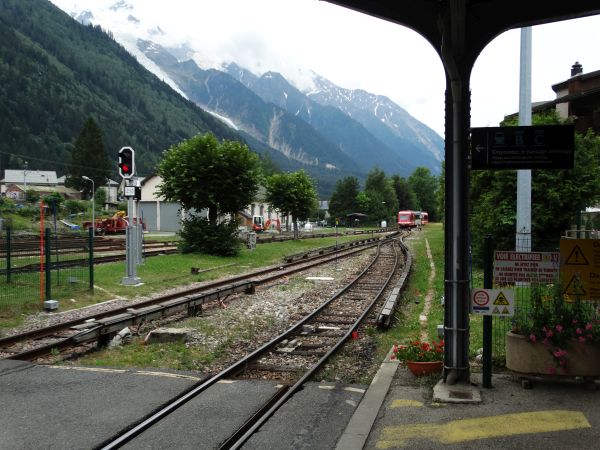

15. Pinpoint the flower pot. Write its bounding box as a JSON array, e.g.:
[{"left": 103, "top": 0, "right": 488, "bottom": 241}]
[
  {"left": 506, "top": 331, "right": 600, "bottom": 377},
  {"left": 406, "top": 360, "right": 443, "bottom": 376}
]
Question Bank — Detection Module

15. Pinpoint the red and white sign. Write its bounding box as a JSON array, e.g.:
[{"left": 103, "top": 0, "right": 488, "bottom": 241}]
[
  {"left": 471, "top": 289, "right": 515, "bottom": 316},
  {"left": 493, "top": 251, "right": 559, "bottom": 285}
]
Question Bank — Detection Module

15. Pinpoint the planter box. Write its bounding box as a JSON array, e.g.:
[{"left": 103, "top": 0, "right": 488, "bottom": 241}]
[
  {"left": 406, "top": 360, "right": 443, "bottom": 376},
  {"left": 506, "top": 331, "right": 600, "bottom": 377}
]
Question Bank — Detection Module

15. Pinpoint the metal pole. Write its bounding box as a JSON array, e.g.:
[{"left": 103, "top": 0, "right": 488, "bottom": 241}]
[
  {"left": 88, "top": 226, "right": 94, "bottom": 290},
  {"left": 82, "top": 176, "right": 95, "bottom": 239},
  {"left": 516, "top": 27, "right": 532, "bottom": 252},
  {"left": 122, "top": 181, "right": 141, "bottom": 285},
  {"left": 6, "top": 226, "right": 11, "bottom": 283},
  {"left": 482, "top": 235, "right": 494, "bottom": 388}
]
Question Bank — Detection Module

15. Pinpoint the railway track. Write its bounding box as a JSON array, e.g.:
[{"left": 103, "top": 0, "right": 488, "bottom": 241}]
[
  {"left": 98, "top": 238, "right": 404, "bottom": 449},
  {"left": 0, "top": 234, "right": 396, "bottom": 361}
]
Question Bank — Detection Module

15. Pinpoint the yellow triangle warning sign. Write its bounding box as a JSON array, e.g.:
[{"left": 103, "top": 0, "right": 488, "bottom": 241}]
[
  {"left": 562, "top": 273, "right": 586, "bottom": 298},
  {"left": 564, "top": 245, "right": 589, "bottom": 265},
  {"left": 502, "top": 307, "right": 510, "bottom": 314},
  {"left": 493, "top": 292, "right": 510, "bottom": 306},
  {"left": 492, "top": 306, "right": 501, "bottom": 314}
]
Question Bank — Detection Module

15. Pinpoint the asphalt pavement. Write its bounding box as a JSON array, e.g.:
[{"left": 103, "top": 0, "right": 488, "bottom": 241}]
[{"left": 2, "top": 352, "right": 599, "bottom": 449}]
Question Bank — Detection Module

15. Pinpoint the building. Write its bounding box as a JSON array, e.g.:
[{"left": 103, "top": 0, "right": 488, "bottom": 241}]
[
  {"left": 522, "top": 62, "right": 600, "bottom": 134},
  {"left": 1, "top": 170, "right": 80, "bottom": 201}
]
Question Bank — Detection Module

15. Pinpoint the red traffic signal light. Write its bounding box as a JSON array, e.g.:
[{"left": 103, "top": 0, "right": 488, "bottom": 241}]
[{"left": 118, "top": 147, "right": 135, "bottom": 179}]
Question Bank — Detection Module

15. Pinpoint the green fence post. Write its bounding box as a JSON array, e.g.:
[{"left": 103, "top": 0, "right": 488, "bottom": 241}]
[
  {"left": 89, "top": 227, "right": 94, "bottom": 291},
  {"left": 45, "top": 228, "right": 51, "bottom": 300},
  {"left": 482, "top": 234, "right": 494, "bottom": 388},
  {"left": 6, "top": 226, "right": 11, "bottom": 283}
]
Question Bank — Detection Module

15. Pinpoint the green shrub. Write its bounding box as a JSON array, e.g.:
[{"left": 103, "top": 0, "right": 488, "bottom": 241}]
[{"left": 179, "top": 216, "right": 242, "bottom": 256}]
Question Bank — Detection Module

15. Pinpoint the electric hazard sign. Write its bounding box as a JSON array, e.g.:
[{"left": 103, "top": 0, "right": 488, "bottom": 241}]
[
  {"left": 471, "top": 289, "right": 514, "bottom": 316},
  {"left": 560, "top": 239, "right": 600, "bottom": 301}
]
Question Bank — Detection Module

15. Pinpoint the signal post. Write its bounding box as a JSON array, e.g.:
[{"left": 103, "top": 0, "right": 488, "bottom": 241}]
[{"left": 118, "top": 146, "right": 142, "bottom": 286}]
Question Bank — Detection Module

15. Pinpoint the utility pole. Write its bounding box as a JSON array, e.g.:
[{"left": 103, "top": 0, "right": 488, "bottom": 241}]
[{"left": 516, "top": 27, "right": 532, "bottom": 253}]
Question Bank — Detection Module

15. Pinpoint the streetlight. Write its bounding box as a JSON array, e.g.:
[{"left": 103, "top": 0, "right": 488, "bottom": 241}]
[{"left": 82, "top": 176, "right": 95, "bottom": 238}]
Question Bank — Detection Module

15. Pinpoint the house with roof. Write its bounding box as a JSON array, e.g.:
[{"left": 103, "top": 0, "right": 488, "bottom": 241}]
[
  {"left": 1, "top": 170, "right": 80, "bottom": 201},
  {"left": 507, "top": 62, "right": 600, "bottom": 134}
]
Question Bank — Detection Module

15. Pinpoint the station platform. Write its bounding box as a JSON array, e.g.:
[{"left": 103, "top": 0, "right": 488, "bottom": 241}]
[
  {"left": 338, "top": 350, "right": 600, "bottom": 449},
  {"left": 2, "top": 353, "right": 599, "bottom": 449}
]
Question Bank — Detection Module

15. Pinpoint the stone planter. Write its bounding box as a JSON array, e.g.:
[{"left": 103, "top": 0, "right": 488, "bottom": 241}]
[
  {"left": 506, "top": 331, "right": 600, "bottom": 377},
  {"left": 406, "top": 360, "right": 443, "bottom": 377}
]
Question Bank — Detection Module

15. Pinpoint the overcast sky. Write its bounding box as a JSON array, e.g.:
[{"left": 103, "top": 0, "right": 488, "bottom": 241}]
[{"left": 53, "top": 0, "right": 600, "bottom": 137}]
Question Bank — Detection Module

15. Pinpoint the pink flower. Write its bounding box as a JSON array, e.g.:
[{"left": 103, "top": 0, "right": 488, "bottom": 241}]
[
  {"left": 545, "top": 329, "right": 554, "bottom": 338},
  {"left": 548, "top": 366, "right": 557, "bottom": 375},
  {"left": 579, "top": 336, "right": 586, "bottom": 343},
  {"left": 572, "top": 319, "right": 578, "bottom": 325},
  {"left": 576, "top": 328, "right": 583, "bottom": 335},
  {"left": 555, "top": 324, "right": 563, "bottom": 333},
  {"left": 585, "top": 323, "right": 593, "bottom": 331},
  {"left": 529, "top": 334, "right": 537, "bottom": 343},
  {"left": 553, "top": 349, "right": 567, "bottom": 358}
]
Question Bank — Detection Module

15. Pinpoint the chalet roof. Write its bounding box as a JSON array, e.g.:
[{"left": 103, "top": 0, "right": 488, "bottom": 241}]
[
  {"left": 2, "top": 170, "right": 58, "bottom": 185},
  {"left": 7, "top": 184, "right": 79, "bottom": 195}
]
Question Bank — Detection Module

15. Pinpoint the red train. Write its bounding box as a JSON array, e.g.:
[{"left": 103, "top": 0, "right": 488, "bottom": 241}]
[{"left": 397, "top": 210, "right": 428, "bottom": 228}]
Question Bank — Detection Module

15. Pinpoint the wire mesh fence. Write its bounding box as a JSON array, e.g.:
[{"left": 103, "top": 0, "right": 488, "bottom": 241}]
[
  {"left": 490, "top": 235, "right": 600, "bottom": 362},
  {"left": 0, "top": 227, "right": 93, "bottom": 318}
]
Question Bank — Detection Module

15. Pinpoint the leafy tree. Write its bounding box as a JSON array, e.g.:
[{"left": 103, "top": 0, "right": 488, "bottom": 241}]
[
  {"left": 328, "top": 176, "right": 361, "bottom": 225},
  {"left": 66, "top": 117, "right": 111, "bottom": 197},
  {"left": 157, "top": 133, "right": 262, "bottom": 255},
  {"left": 364, "top": 168, "right": 398, "bottom": 224},
  {"left": 265, "top": 170, "right": 318, "bottom": 238},
  {"left": 470, "top": 111, "right": 600, "bottom": 265},
  {"left": 24, "top": 189, "right": 39, "bottom": 204},
  {"left": 408, "top": 167, "right": 439, "bottom": 221},
  {"left": 391, "top": 174, "right": 418, "bottom": 212},
  {"left": 94, "top": 187, "right": 107, "bottom": 210},
  {"left": 42, "top": 192, "right": 64, "bottom": 214}
]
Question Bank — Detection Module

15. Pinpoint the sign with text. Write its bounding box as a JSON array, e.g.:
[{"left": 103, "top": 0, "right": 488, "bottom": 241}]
[
  {"left": 471, "top": 125, "right": 574, "bottom": 170},
  {"left": 493, "top": 251, "right": 560, "bottom": 285},
  {"left": 471, "top": 288, "right": 514, "bottom": 316},
  {"left": 560, "top": 239, "right": 600, "bottom": 301}
]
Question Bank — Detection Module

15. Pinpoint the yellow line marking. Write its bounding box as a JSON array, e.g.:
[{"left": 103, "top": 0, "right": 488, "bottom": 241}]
[
  {"left": 135, "top": 371, "right": 201, "bottom": 381},
  {"left": 46, "top": 365, "right": 127, "bottom": 374},
  {"left": 390, "top": 399, "right": 424, "bottom": 408},
  {"left": 376, "top": 410, "right": 590, "bottom": 448}
]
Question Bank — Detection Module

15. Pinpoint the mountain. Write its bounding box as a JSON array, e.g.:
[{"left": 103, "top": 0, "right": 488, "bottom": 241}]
[
  {"left": 224, "top": 64, "right": 417, "bottom": 176},
  {"left": 51, "top": 0, "right": 444, "bottom": 180},
  {"left": 0, "top": 0, "right": 240, "bottom": 179},
  {"left": 307, "top": 75, "right": 444, "bottom": 172}
]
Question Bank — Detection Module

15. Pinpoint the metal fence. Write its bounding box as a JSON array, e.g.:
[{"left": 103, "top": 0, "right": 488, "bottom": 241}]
[
  {"left": 0, "top": 227, "right": 93, "bottom": 316},
  {"left": 490, "top": 235, "right": 600, "bottom": 361}
]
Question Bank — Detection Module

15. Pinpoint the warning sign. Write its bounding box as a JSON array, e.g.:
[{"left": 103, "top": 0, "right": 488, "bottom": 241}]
[
  {"left": 471, "top": 289, "right": 514, "bottom": 316},
  {"left": 560, "top": 239, "right": 600, "bottom": 300},
  {"left": 493, "top": 251, "right": 559, "bottom": 284}
]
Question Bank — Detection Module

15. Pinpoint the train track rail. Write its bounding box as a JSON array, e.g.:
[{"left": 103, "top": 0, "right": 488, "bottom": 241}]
[
  {"left": 0, "top": 234, "right": 397, "bottom": 361},
  {"left": 98, "top": 238, "right": 403, "bottom": 449}
]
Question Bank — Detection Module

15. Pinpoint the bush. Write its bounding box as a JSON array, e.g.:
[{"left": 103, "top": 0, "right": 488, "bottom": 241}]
[
  {"left": 64, "top": 200, "right": 87, "bottom": 215},
  {"left": 178, "top": 216, "right": 242, "bottom": 256}
]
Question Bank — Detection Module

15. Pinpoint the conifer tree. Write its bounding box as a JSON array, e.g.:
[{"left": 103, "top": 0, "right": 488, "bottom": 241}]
[{"left": 66, "top": 117, "right": 111, "bottom": 198}]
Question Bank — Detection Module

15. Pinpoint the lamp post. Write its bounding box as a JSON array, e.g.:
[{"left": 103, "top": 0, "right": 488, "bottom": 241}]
[{"left": 82, "top": 176, "right": 95, "bottom": 238}]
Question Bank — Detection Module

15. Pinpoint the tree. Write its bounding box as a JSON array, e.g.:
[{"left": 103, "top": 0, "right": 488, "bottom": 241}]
[
  {"left": 328, "top": 176, "right": 361, "bottom": 225},
  {"left": 391, "top": 174, "right": 418, "bottom": 212},
  {"left": 364, "top": 168, "right": 398, "bottom": 225},
  {"left": 66, "top": 117, "right": 111, "bottom": 198},
  {"left": 470, "top": 111, "right": 600, "bottom": 265},
  {"left": 157, "top": 133, "right": 262, "bottom": 255},
  {"left": 408, "top": 167, "right": 439, "bottom": 221},
  {"left": 265, "top": 170, "right": 318, "bottom": 238}
]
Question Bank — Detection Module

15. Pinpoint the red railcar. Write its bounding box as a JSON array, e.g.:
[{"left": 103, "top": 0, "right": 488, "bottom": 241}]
[{"left": 397, "top": 210, "right": 417, "bottom": 228}]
